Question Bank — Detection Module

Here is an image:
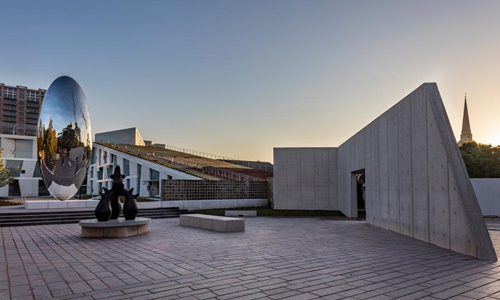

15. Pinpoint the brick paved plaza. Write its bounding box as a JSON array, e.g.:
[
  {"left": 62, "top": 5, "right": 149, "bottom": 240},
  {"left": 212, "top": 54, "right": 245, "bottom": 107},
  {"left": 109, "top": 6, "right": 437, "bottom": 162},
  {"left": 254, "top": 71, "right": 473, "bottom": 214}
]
[{"left": 2, "top": 217, "right": 500, "bottom": 300}]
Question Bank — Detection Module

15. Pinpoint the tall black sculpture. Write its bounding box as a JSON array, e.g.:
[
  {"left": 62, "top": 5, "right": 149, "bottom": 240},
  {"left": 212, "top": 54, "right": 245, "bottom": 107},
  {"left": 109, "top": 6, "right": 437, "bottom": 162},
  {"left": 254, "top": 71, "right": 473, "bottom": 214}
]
[
  {"left": 94, "top": 166, "right": 140, "bottom": 221},
  {"left": 109, "top": 167, "right": 124, "bottom": 219}
]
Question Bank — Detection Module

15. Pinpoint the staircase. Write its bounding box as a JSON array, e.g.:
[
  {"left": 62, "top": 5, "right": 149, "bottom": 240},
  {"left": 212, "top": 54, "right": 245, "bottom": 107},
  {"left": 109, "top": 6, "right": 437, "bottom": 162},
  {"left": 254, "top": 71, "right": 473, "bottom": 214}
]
[{"left": 0, "top": 207, "right": 188, "bottom": 227}]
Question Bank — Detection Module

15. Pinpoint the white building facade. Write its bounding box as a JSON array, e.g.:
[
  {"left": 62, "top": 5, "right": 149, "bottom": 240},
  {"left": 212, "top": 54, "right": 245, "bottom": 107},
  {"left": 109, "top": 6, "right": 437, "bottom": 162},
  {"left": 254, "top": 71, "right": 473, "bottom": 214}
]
[
  {"left": 87, "top": 143, "right": 202, "bottom": 198},
  {"left": 0, "top": 134, "right": 44, "bottom": 197}
]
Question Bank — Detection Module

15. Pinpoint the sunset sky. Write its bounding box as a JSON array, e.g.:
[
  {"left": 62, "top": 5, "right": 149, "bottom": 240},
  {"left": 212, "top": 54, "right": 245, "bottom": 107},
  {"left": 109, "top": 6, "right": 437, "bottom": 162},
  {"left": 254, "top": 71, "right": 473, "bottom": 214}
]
[{"left": 1, "top": 1, "right": 500, "bottom": 162}]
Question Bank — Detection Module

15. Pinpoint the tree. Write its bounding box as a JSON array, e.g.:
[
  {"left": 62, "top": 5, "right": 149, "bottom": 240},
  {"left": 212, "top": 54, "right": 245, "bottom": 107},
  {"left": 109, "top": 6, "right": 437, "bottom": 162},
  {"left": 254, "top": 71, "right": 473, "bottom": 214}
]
[
  {"left": 45, "top": 119, "right": 58, "bottom": 160},
  {"left": 0, "top": 149, "right": 14, "bottom": 187},
  {"left": 460, "top": 142, "right": 500, "bottom": 178}
]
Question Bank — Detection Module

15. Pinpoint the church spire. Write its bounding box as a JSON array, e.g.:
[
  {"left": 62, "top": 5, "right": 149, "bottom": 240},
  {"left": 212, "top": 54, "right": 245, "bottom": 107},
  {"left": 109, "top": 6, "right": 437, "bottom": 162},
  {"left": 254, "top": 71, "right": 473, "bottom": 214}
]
[{"left": 459, "top": 93, "right": 473, "bottom": 146}]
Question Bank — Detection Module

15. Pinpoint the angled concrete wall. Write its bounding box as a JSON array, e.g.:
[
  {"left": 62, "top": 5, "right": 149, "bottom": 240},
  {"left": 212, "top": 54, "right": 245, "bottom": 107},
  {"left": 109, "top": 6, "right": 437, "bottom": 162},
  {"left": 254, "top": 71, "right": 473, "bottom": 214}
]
[
  {"left": 471, "top": 179, "right": 500, "bottom": 217},
  {"left": 273, "top": 83, "right": 495, "bottom": 260},
  {"left": 273, "top": 148, "right": 338, "bottom": 210},
  {"left": 338, "top": 83, "right": 496, "bottom": 260}
]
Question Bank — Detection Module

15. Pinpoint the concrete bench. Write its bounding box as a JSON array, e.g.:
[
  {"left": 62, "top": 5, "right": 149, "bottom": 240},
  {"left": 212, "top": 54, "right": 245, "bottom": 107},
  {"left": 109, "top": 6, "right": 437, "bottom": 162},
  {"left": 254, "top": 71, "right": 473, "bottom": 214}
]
[
  {"left": 225, "top": 210, "right": 257, "bottom": 217},
  {"left": 180, "top": 214, "right": 245, "bottom": 232}
]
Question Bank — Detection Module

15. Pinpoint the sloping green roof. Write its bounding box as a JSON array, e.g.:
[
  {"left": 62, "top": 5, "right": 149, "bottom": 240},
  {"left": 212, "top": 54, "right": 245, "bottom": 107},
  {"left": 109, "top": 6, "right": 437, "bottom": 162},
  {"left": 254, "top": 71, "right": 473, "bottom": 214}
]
[{"left": 97, "top": 142, "right": 222, "bottom": 180}]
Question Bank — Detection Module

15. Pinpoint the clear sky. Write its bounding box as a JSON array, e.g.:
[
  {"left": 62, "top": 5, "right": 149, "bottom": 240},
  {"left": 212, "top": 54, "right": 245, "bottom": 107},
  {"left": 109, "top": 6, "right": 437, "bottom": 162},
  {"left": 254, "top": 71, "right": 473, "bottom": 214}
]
[{"left": 1, "top": 1, "right": 500, "bottom": 162}]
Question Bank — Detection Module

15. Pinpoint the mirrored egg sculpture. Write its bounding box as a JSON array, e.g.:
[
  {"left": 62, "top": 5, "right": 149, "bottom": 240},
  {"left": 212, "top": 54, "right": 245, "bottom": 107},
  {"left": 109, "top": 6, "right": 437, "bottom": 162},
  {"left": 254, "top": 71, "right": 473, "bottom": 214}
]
[{"left": 37, "top": 76, "right": 92, "bottom": 200}]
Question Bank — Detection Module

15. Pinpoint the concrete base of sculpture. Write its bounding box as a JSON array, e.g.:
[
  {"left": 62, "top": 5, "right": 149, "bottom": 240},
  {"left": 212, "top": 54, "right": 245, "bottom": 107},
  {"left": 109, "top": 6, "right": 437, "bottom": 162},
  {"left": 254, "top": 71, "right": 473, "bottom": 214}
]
[{"left": 79, "top": 217, "right": 151, "bottom": 238}]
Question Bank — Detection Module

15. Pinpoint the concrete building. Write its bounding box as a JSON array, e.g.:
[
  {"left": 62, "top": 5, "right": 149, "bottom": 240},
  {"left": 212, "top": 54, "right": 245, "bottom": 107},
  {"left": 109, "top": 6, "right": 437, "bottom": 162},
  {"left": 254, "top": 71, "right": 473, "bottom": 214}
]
[
  {"left": 95, "top": 127, "right": 145, "bottom": 146},
  {"left": 274, "top": 83, "right": 496, "bottom": 260},
  {"left": 152, "top": 143, "right": 165, "bottom": 148},
  {"left": 87, "top": 139, "right": 267, "bottom": 199},
  {"left": 87, "top": 143, "right": 202, "bottom": 198},
  {"left": 459, "top": 95, "right": 473, "bottom": 146},
  {"left": 0, "top": 83, "right": 46, "bottom": 197}
]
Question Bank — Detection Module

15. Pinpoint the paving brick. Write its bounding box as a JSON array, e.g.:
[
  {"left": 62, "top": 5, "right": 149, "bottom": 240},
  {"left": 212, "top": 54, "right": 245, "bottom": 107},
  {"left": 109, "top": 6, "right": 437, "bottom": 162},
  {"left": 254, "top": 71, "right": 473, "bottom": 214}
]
[{"left": 2, "top": 217, "right": 500, "bottom": 300}]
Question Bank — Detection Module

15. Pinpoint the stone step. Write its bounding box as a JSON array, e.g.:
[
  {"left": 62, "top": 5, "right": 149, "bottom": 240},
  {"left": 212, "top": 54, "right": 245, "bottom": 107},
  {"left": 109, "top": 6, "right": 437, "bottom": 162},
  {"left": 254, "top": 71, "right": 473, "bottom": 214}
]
[
  {"left": 0, "top": 208, "right": 188, "bottom": 227},
  {"left": 0, "top": 212, "right": 183, "bottom": 223},
  {"left": 0, "top": 207, "right": 180, "bottom": 216},
  {"left": 0, "top": 207, "right": 183, "bottom": 218}
]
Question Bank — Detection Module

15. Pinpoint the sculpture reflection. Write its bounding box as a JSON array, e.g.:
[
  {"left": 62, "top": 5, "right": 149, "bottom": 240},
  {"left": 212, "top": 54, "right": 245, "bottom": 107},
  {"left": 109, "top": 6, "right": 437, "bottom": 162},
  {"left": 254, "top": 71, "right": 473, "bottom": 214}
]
[{"left": 37, "top": 76, "right": 92, "bottom": 200}]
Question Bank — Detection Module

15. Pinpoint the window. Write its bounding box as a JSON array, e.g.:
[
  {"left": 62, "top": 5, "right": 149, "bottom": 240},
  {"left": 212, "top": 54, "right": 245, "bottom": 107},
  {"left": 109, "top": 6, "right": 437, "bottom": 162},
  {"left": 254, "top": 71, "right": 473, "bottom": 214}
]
[
  {"left": 106, "top": 165, "right": 113, "bottom": 178},
  {"left": 150, "top": 169, "right": 159, "bottom": 181},
  {"left": 27, "top": 90, "right": 39, "bottom": 102},
  {"left": 5, "top": 160, "right": 23, "bottom": 177},
  {"left": 18, "top": 89, "right": 25, "bottom": 100},
  {"left": 91, "top": 149, "right": 96, "bottom": 164},
  {"left": 14, "top": 139, "right": 33, "bottom": 159},
  {"left": 123, "top": 159, "right": 130, "bottom": 176},
  {"left": 33, "top": 162, "right": 41, "bottom": 178},
  {"left": 137, "top": 164, "right": 142, "bottom": 189},
  {"left": 2, "top": 123, "right": 15, "bottom": 134},
  {"left": 3, "top": 105, "right": 16, "bottom": 112},
  {"left": 4, "top": 88, "right": 17, "bottom": 99}
]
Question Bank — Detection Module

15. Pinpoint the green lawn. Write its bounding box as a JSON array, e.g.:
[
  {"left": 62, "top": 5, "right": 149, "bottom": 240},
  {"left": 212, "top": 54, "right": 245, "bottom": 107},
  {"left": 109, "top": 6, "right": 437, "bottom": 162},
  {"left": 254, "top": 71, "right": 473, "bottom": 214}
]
[{"left": 193, "top": 206, "right": 345, "bottom": 217}]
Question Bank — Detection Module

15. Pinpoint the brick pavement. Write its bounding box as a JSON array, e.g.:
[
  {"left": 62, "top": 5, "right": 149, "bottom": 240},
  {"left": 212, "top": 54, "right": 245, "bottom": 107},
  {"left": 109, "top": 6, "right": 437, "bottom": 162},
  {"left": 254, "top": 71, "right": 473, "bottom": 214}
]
[{"left": 2, "top": 217, "right": 500, "bottom": 300}]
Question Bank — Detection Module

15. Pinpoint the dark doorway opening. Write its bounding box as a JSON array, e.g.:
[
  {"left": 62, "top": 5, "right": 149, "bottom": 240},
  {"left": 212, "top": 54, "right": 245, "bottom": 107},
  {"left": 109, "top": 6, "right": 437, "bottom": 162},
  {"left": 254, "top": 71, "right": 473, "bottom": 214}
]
[
  {"left": 9, "top": 180, "right": 21, "bottom": 197},
  {"left": 352, "top": 169, "right": 366, "bottom": 220},
  {"left": 38, "top": 180, "right": 50, "bottom": 196}
]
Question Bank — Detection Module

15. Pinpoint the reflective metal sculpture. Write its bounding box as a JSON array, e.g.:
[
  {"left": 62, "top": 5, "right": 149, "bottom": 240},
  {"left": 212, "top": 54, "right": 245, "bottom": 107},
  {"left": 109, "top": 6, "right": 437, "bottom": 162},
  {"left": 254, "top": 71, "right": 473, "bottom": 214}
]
[{"left": 37, "top": 76, "right": 92, "bottom": 200}]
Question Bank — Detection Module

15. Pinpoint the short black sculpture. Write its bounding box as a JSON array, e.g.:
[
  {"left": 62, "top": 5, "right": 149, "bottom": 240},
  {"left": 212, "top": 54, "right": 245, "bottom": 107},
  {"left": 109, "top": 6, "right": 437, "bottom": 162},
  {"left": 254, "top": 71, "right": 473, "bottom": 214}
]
[
  {"left": 123, "top": 188, "right": 139, "bottom": 220},
  {"left": 94, "top": 166, "right": 140, "bottom": 222},
  {"left": 95, "top": 188, "right": 112, "bottom": 221}
]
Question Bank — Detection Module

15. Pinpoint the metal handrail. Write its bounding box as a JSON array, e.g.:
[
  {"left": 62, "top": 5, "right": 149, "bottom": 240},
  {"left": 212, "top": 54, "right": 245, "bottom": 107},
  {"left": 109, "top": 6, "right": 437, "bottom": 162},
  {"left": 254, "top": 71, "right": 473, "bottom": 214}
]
[
  {"left": 162, "top": 144, "right": 232, "bottom": 161},
  {"left": 161, "top": 144, "right": 273, "bottom": 172}
]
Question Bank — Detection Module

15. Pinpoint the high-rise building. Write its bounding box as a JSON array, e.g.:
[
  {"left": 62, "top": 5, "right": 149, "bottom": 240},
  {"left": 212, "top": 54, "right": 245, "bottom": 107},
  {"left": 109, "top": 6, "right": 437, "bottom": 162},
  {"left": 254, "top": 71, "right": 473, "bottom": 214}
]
[
  {"left": 0, "top": 83, "right": 45, "bottom": 136},
  {"left": 459, "top": 94, "right": 473, "bottom": 146}
]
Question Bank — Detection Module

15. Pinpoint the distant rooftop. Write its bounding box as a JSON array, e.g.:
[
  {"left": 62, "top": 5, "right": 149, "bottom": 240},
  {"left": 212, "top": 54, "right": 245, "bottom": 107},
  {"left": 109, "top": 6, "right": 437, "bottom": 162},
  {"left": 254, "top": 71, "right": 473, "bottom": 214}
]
[{"left": 95, "top": 127, "right": 145, "bottom": 146}]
